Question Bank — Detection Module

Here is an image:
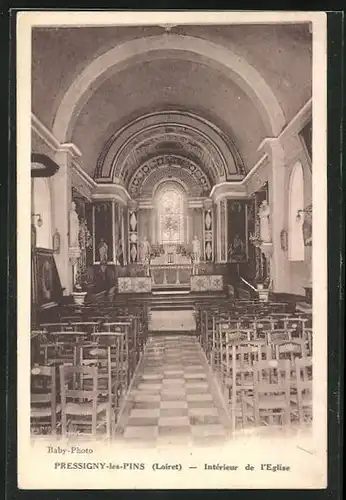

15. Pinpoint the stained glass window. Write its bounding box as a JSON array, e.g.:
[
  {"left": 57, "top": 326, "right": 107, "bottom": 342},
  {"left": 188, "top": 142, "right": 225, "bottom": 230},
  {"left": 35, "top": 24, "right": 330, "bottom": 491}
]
[{"left": 157, "top": 185, "right": 185, "bottom": 244}]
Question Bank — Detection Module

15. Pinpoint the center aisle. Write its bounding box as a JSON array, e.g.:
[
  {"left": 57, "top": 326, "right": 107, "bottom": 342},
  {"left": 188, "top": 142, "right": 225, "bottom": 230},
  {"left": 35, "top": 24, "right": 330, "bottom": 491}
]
[{"left": 115, "top": 335, "right": 231, "bottom": 447}]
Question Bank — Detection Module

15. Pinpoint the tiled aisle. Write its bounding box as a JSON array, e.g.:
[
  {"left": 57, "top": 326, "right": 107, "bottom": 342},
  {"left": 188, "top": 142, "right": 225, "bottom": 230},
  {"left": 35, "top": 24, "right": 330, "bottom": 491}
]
[{"left": 116, "top": 335, "right": 231, "bottom": 447}]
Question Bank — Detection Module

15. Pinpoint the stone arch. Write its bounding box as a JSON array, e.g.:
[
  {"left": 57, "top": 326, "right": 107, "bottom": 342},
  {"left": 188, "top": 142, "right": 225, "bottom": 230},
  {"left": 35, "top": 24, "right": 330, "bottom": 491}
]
[
  {"left": 141, "top": 167, "right": 202, "bottom": 198},
  {"left": 95, "top": 110, "right": 244, "bottom": 184},
  {"left": 52, "top": 34, "right": 286, "bottom": 142},
  {"left": 128, "top": 154, "right": 212, "bottom": 199}
]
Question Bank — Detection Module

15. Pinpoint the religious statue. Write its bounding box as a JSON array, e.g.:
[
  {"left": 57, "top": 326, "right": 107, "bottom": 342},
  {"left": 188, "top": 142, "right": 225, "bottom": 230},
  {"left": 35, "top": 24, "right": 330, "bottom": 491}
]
[
  {"left": 52, "top": 228, "right": 61, "bottom": 254},
  {"left": 258, "top": 200, "right": 271, "bottom": 243},
  {"left": 229, "top": 233, "right": 246, "bottom": 261},
  {"left": 69, "top": 201, "right": 80, "bottom": 248},
  {"left": 98, "top": 238, "right": 108, "bottom": 264},
  {"left": 302, "top": 205, "right": 312, "bottom": 246},
  {"left": 192, "top": 235, "right": 201, "bottom": 265},
  {"left": 116, "top": 243, "right": 124, "bottom": 267},
  {"left": 140, "top": 236, "right": 151, "bottom": 264}
]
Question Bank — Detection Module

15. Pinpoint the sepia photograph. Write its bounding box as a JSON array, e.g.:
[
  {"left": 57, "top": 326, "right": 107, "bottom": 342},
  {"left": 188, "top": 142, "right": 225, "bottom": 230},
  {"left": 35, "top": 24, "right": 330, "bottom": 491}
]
[{"left": 17, "top": 11, "right": 327, "bottom": 490}]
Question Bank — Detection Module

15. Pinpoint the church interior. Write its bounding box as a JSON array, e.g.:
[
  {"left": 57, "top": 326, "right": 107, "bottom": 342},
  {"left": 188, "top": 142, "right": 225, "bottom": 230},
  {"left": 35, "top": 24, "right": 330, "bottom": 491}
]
[{"left": 30, "top": 23, "right": 313, "bottom": 444}]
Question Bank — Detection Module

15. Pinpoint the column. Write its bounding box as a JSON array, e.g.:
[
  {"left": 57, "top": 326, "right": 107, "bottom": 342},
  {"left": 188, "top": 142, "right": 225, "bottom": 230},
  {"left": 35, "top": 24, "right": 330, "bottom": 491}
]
[
  {"left": 53, "top": 143, "right": 81, "bottom": 295},
  {"left": 128, "top": 200, "right": 138, "bottom": 264},
  {"left": 203, "top": 198, "right": 214, "bottom": 262},
  {"left": 120, "top": 204, "right": 127, "bottom": 265},
  {"left": 214, "top": 198, "right": 228, "bottom": 264}
]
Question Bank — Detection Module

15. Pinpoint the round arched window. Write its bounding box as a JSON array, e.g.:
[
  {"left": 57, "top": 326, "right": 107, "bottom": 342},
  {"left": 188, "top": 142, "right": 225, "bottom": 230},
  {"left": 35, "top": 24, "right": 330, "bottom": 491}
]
[{"left": 156, "top": 182, "right": 185, "bottom": 244}]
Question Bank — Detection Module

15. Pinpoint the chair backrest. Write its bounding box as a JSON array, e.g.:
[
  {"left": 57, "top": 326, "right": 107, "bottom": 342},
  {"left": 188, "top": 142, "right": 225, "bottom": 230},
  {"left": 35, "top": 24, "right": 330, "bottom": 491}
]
[
  {"left": 225, "top": 329, "right": 252, "bottom": 344},
  {"left": 253, "top": 359, "right": 291, "bottom": 395},
  {"left": 31, "top": 365, "right": 57, "bottom": 407},
  {"left": 276, "top": 339, "right": 307, "bottom": 360},
  {"left": 254, "top": 319, "right": 278, "bottom": 329},
  {"left": 295, "top": 356, "right": 313, "bottom": 391},
  {"left": 49, "top": 330, "right": 88, "bottom": 337},
  {"left": 266, "top": 328, "right": 295, "bottom": 344},
  {"left": 103, "top": 322, "right": 130, "bottom": 334},
  {"left": 70, "top": 322, "right": 100, "bottom": 333},
  {"left": 283, "top": 318, "right": 309, "bottom": 334},
  {"left": 238, "top": 342, "right": 262, "bottom": 367},
  {"left": 40, "top": 323, "right": 70, "bottom": 332},
  {"left": 59, "top": 364, "right": 98, "bottom": 404}
]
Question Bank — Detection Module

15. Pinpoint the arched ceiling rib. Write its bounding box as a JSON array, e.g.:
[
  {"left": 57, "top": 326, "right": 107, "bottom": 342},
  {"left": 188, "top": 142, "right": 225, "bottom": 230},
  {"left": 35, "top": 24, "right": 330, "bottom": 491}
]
[
  {"left": 71, "top": 56, "right": 267, "bottom": 175},
  {"left": 31, "top": 25, "right": 311, "bottom": 180},
  {"left": 95, "top": 110, "right": 245, "bottom": 189}
]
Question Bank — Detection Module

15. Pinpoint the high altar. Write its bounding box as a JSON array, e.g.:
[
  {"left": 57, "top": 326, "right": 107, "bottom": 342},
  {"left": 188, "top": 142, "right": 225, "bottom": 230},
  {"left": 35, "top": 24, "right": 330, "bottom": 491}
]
[
  {"left": 149, "top": 244, "right": 193, "bottom": 289},
  {"left": 79, "top": 178, "right": 258, "bottom": 295}
]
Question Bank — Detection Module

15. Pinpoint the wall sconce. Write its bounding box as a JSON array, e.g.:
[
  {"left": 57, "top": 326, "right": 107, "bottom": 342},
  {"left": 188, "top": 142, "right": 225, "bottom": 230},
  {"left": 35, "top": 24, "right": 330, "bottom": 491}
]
[
  {"left": 32, "top": 213, "right": 43, "bottom": 227},
  {"left": 296, "top": 206, "right": 312, "bottom": 222}
]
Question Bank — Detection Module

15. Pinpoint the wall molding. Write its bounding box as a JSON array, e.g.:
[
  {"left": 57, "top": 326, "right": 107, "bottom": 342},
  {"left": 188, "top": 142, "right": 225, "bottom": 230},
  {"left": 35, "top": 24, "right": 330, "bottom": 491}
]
[
  {"left": 278, "top": 98, "right": 312, "bottom": 141},
  {"left": 31, "top": 113, "right": 60, "bottom": 152}
]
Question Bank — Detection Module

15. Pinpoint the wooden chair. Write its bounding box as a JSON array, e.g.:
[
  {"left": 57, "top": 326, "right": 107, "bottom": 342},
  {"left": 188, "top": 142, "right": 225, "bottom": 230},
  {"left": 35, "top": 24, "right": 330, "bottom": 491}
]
[
  {"left": 79, "top": 339, "right": 122, "bottom": 437},
  {"left": 31, "top": 365, "right": 60, "bottom": 436},
  {"left": 103, "top": 323, "right": 130, "bottom": 388},
  {"left": 224, "top": 339, "right": 262, "bottom": 430},
  {"left": 93, "top": 330, "right": 128, "bottom": 404},
  {"left": 266, "top": 328, "right": 296, "bottom": 346},
  {"left": 290, "top": 357, "right": 313, "bottom": 425},
  {"left": 31, "top": 331, "right": 49, "bottom": 365},
  {"left": 59, "top": 364, "right": 111, "bottom": 439},
  {"left": 48, "top": 331, "right": 89, "bottom": 366},
  {"left": 303, "top": 328, "right": 313, "bottom": 356},
  {"left": 275, "top": 339, "right": 307, "bottom": 365},
  {"left": 243, "top": 359, "right": 291, "bottom": 427},
  {"left": 110, "top": 315, "right": 141, "bottom": 374}
]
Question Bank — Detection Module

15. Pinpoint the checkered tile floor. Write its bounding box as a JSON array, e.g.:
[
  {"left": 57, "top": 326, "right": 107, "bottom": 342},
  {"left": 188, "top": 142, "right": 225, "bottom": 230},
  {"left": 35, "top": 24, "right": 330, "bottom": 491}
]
[{"left": 116, "top": 335, "right": 231, "bottom": 446}]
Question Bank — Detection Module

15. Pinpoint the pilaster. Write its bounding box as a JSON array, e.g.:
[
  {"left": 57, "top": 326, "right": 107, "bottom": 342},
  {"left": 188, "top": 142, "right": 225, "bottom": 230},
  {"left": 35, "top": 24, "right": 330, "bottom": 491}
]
[
  {"left": 53, "top": 143, "right": 81, "bottom": 294},
  {"left": 259, "top": 138, "right": 287, "bottom": 292}
]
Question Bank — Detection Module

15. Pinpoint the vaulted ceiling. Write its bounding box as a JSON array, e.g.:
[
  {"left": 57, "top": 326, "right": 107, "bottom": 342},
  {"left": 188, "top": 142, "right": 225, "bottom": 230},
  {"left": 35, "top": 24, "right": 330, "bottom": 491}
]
[{"left": 32, "top": 24, "right": 312, "bottom": 185}]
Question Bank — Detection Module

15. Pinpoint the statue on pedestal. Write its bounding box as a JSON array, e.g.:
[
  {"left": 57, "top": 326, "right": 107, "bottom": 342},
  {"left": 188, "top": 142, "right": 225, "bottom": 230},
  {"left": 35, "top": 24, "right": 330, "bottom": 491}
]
[
  {"left": 258, "top": 200, "right": 271, "bottom": 243},
  {"left": 192, "top": 236, "right": 201, "bottom": 264},
  {"left": 98, "top": 238, "right": 108, "bottom": 264},
  {"left": 140, "top": 236, "right": 151, "bottom": 264},
  {"left": 69, "top": 202, "right": 80, "bottom": 248},
  {"left": 116, "top": 242, "right": 124, "bottom": 266},
  {"left": 229, "top": 233, "right": 246, "bottom": 261},
  {"left": 192, "top": 236, "right": 201, "bottom": 275}
]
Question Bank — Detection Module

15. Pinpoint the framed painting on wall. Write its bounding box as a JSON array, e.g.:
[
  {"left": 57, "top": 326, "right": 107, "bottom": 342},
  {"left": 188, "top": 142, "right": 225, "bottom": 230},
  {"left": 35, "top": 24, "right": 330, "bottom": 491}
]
[
  {"left": 227, "top": 200, "right": 248, "bottom": 263},
  {"left": 33, "top": 248, "right": 63, "bottom": 309}
]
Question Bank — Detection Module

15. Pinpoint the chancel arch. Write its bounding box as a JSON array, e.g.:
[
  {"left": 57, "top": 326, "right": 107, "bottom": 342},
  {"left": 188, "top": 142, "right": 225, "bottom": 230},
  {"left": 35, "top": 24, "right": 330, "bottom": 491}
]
[
  {"left": 128, "top": 155, "right": 212, "bottom": 199},
  {"left": 95, "top": 111, "right": 245, "bottom": 186},
  {"left": 53, "top": 34, "right": 286, "bottom": 144},
  {"left": 140, "top": 167, "right": 202, "bottom": 198}
]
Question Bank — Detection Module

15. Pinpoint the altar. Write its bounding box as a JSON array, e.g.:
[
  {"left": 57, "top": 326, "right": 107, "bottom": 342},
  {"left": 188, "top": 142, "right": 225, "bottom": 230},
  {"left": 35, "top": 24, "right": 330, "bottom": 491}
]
[
  {"left": 150, "top": 244, "right": 192, "bottom": 266},
  {"left": 117, "top": 243, "right": 223, "bottom": 294},
  {"left": 150, "top": 264, "right": 192, "bottom": 289},
  {"left": 149, "top": 244, "right": 192, "bottom": 289}
]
